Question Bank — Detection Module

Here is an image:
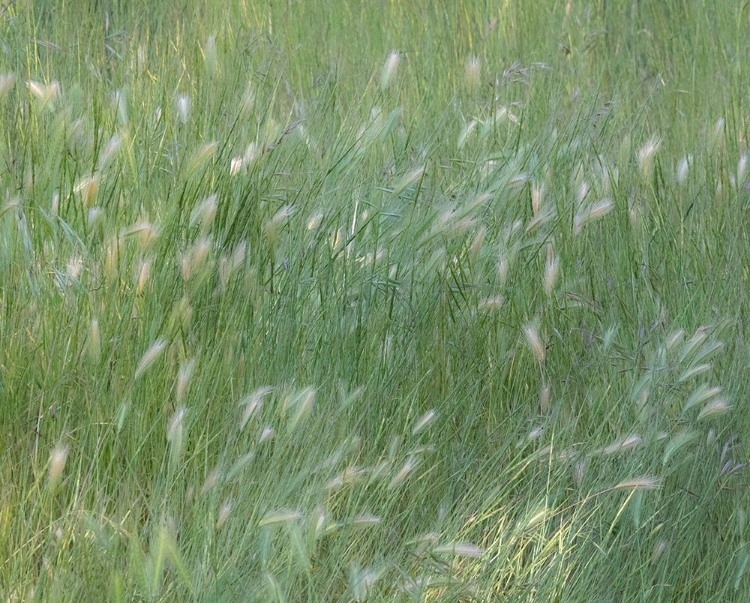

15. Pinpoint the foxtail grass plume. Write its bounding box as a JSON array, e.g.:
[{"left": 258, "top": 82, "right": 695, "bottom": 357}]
[
  {"left": 539, "top": 385, "right": 551, "bottom": 413},
  {"left": 388, "top": 457, "right": 418, "bottom": 490},
  {"left": 112, "top": 89, "right": 128, "bottom": 124},
  {"left": 0, "top": 73, "right": 15, "bottom": 98},
  {"left": 465, "top": 56, "right": 481, "bottom": 87},
  {"left": 134, "top": 339, "right": 167, "bottom": 380},
  {"left": 75, "top": 173, "right": 101, "bottom": 208},
  {"left": 135, "top": 259, "right": 151, "bottom": 294},
  {"left": 86, "top": 318, "right": 101, "bottom": 364},
  {"left": 48, "top": 443, "right": 69, "bottom": 489},
  {"left": 573, "top": 198, "right": 614, "bottom": 235},
  {"left": 229, "top": 157, "right": 243, "bottom": 176},
  {"left": 217, "top": 500, "right": 233, "bottom": 529},
  {"left": 738, "top": 154, "right": 749, "bottom": 189},
  {"left": 614, "top": 476, "right": 661, "bottom": 490},
  {"left": 433, "top": 542, "right": 484, "bottom": 558},
  {"left": 543, "top": 243, "right": 559, "bottom": 296},
  {"left": 186, "top": 141, "right": 217, "bottom": 176},
  {"left": 697, "top": 398, "right": 731, "bottom": 421},
  {"left": 98, "top": 134, "right": 123, "bottom": 170},
  {"left": 27, "top": 79, "right": 59, "bottom": 109},
  {"left": 167, "top": 406, "right": 186, "bottom": 467},
  {"left": 176, "top": 94, "right": 191, "bottom": 123},
  {"left": 176, "top": 357, "right": 197, "bottom": 404},
  {"left": 204, "top": 35, "right": 218, "bottom": 76},
  {"left": 412, "top": 410, "right": 437, "bottom": 435},
  {"left": 259, "top": 509, "right": 302, "bottom": 527},
  {"left": 531, "top": 183, "right": 544, "bottom": 217},
  {"left": 523, "top": 323, "right": 546, "bottom": 363},
  {"left": 189, "top": 193, "right": 218, "bottom": 233},
  {"left": 181, "top": 237, "right": 211, "bottom": 281},
  {"left": 676, "top": 156, "right": 691, "bottom": 185},
  {"left": 637, "top": 134, "right": 662, "bottom": 179},
  {"left": 380, "top": 51, "right": 400, "bottom": 91}
]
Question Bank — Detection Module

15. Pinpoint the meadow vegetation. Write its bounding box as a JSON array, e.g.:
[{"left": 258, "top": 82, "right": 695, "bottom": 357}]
[{"left": 1, "top": 0, "right": 750, "bottom": 600}]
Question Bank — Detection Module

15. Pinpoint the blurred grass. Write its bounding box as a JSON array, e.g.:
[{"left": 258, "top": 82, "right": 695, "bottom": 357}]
[{"left": 0, "top": 0, "right": 749, "bottom": 601}]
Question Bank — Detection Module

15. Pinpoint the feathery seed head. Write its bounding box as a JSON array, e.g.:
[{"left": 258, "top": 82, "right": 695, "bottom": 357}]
[
  {"left": 523, "top": 323, "right": 546, "bottom": 363},
  {"left": 614, "top": 476, "right": 661, "bottom": 490},
  {"left": 190, "top": 193, "right": 218, "bottom": 233},
  {"left": 98, "top": 134, "right": 123, "bottom": 170},
  {"left": 176, "top": 94, "right": 190, "bottom": 123},
  {"left": 176, "top": 358, "right": 197, "bottom": 404},
  {"left": 217, "top": 500, "right": 233, "bottom": 529},
  {"left": 204, "top": 35, "right": 218, "bottom": 75},
  {"left": 531, "top": 183, "right": 544, "bottom": 217},
  {"left": 87, "top": 318, "right": 101, "bottom": 364},
  {"left": 112, "top": 89, "right": 128, "bottom": 124},
  {"left": 27, "top": 79, "right": 59, "bottom": 108},
  {"left": 380, "top": 51, "right": 400, "bottom": 91},
  {"left": 167, "top": 406, "right": 186, "bottom": 466},
  {"left": 0, "top": 73, "right": 14, "bottom": 98},
  {"left": 134, "top": 339, "right": 167, "bottom": 380},
  {"left": 543, "top": 243, "right": 559, "bottom": 296},
  {"left": 465, "top": 56, "right": 481, "bottom": 87},
  {"left": 75, "top": 173, "right": 101, "bottom": 207},
  {"left": 48, "top": 443, "right": 69, "bottom": 489},
  {"left": 637, "top": 134, "right": 661, "bottom": 178},
  {"left": 676, "top": 156, "right": 691, "bottom": 185},
  {"left": 135, "top": 259, "right": 151, "bottom": 294},
  {"left": 412, "top": 410, "right": 437, "bottom": 435},
  {"left": 697, "top": 399, "right": 731, "bottom": 421},
  {"left": 229, "top": 157, "right": 243, "bottom": 175}
]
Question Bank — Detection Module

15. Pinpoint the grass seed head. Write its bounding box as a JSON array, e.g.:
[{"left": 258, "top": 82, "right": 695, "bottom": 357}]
[
  {"left": 27, "top": 79, "right": 59, "bottom": 108},
  {"left": 176, "top": 94, "right": 191, "bottom": 123},
  {"left": 465, "top": 56, "right": 481, "bottom": 87},
  {"left": 0, "top": 73, "right": 15, "bottom": 98},
  {"left": 637, "top": 134, "right": 661, "bottom": 178},
  {"left": 380, "top": 51, "right": 400, "bottom": 91},
  {"left": 134, "top": 339, "right": 167, "bottom": 380},
  {"left": 543, "top": 244, "right": 559, "bottom": 296},
  {"left": 87, "top": 318, "right": 101, "bottom": 364},
  {"left": 48, "top": 443, "right": 69, "bottom": 489},
  {"left": 204, "top": 35, "right": 218, "bottom": 75},
  {"left": 523, "top": 323, "right": 546, "bottom": 363},
  {"left": 614, "top": 476, "right": 661, "bottom": 490}
]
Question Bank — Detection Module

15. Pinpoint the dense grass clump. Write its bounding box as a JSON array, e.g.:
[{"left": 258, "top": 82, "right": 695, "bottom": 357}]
[{"left": 1, "top": 1, "right": 749, "bottom": 601}]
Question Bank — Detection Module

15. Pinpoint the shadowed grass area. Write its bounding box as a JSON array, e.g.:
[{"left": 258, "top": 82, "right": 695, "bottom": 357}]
[{"left": 0, "top": 1, "right": 749, "bottom": 601}]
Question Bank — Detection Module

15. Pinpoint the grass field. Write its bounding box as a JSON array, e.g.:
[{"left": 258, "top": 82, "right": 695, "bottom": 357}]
[{"left": 1, "top": 1, "right": 750, "bottom": 600}]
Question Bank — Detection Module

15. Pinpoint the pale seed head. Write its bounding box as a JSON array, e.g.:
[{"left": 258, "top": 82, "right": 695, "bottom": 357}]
[{"left": 380, "top": 51, "right": 400, "bottom": 91}]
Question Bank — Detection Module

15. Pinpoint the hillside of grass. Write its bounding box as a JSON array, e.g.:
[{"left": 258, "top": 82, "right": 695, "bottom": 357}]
[{"left": 1, "top": 1, "right": 749, "bottom": 601}]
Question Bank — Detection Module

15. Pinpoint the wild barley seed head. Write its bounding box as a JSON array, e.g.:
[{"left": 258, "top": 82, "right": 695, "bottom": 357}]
[
  {"left": 523, "top": 323, "right": 546, "bottom": 363},
  {"left": 134, "top": 339, "right": 167, "bottom": 380},
  {"left": 27, "top": 79, "right": 59, "bottom": 108},
  {"left": 697, "top": 399, "right": 731, "bottom": 421},
  {"left": 217, "top": 500, "right": 233, "bottom": 529},
  {"left": 543, "top": 244, "right": 559, "bottom": 296},
  {"left": 637, "top": 134, "right": 662, "bottom": 178},
  {"left": 75, "top": 173, "right": 101, "bottom": 208},
  {"left": 532, "top": 183, "right": 544, "bottom": 217},
  {"left": 412, "top": 410, "right": 437, "bottom": 435},
  {"left": 465, "top": 56, "right": 481, "bottom": 87},
  {"left": 380, "top": 51, "right": 400, "bottom": 91},
  {"left": 48, "top": 443, "right": 69, "bottom": 488},
  {"left": 676, "top": 156, "right": 691, "bottom": 185},
  {"left": 98, "top": 134, "right": 122, "bottom": 169},
  {"left": 176, "top": 357, "right": 197, "bottom": 404},
  {"left": 229, "top": 157, "right": 243, "bottom": 176},
  {"left": 176, "top": 94, "right": 190, "bottom": 123},
  {"left": 87, "top": 318, "right": 101, "bottom": 364},
  {"left": 204, "top": 35, "right": 218, "bottom": 75},
  {"left": 0, "top": 73, "right": 14, "bottom": 98},
  {"left": 614, "top": 476, "right": 661, "bottom": 490}
]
